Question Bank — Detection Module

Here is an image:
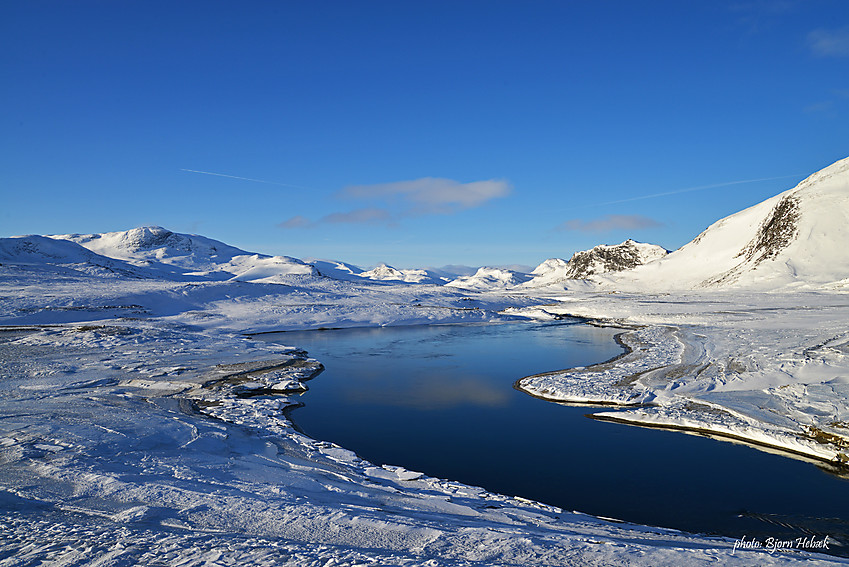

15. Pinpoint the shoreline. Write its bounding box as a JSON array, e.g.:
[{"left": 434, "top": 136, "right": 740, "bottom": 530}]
[
  {"left": 589, "top": 412, "right": 849, "bottom": 474},
  {"left": 514, "top": 317, "right": 849, "bottom": 472}
]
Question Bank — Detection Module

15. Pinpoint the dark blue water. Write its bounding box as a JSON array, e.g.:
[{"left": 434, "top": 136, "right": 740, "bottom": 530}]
[{"left": 259, "top": 321, "right": 849, "bottom": 553}]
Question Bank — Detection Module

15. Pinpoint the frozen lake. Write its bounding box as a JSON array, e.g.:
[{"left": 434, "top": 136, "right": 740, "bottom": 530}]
[{"left": 261, "top": 321, "right": 849, "bottom": 551}]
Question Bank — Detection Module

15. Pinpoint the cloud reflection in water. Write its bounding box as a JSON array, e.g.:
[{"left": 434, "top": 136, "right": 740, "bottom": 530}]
[{"left": 342, "top": 372, "right": 511, "bottom": 410}]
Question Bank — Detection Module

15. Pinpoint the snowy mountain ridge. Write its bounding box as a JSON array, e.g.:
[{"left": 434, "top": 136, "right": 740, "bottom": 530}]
[
  {"left": 605, "top": 156, "right": 849, "bottom": 291},
  {"left": 45, "top": 226, "right": 318, "bottom": 282},
  {"left": 446, "top": 266, "right": 532, "bottom": 290},
  {"left": 359, "top": 263, "right": 448, "bottom": 285}
]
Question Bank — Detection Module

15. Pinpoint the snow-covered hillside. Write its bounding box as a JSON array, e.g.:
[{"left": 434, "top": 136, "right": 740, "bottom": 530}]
[
  {"left": 360, "top": 263, "right": 447, "bottom": 284},
  {"left": 523, "top": 240, "right": 668, "bottom": 288},
  {"left": 606, "top": 157, "right": 849, "bottom": 291},
  {"left": 306, "top": 259, "right": 365, "bottom": 281},
  {"left": 447, "top": 266, "right": 532, "bottom": 290},
  {"left": 51, "top": 226, "right": 317, "bottom": 281},
  {"left": 524, "top": 258, "right": 571, "bottom": 287},
  {"left": 562, "top": 239, "right": 668, "bottom": 279},
  {"left": 0, "top": 235, "right": 143, "bottom": 278}
]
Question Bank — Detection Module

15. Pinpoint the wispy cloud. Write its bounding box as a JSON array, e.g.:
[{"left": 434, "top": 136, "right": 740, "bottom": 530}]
[
  {"left": 728, "top": 1, "right": 797, "bottom": 35},
  {"left": 804, "top": 89, "right": 849, "bottom": 116},
  {"left": 180, "top": 168, "right": 310, "bottom": 189},
  {"left": 557, "top": 215, "right": 664, "bottom": 233},
  {"left": 341, "top": 177, "right": 512, "bottom": 215},
  {"left": 321, "top": 208, "right": 394, "bottom": 225},
  {"left": 280, "top": 177, "right": 511, "bottom": 229},
  {"left": 279, "top": 208, "right": 393, "bottom": 229},
  {"left": 809, "top": 27, "right": 849, "bottom": 57},
  {"left": 804, "top": 100, "right": 834, "bottom": 114},
  {"left": 278, "top": 215, "right": 313, "bottom": 229}
]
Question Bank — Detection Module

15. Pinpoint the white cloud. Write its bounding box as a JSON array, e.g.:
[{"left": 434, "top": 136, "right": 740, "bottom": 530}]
[
  {"left": 341, "top": 177, "right": 512, "bottom": 214},
  {"left": 280, "top": 177, "right": 512, "bottom": 229},
  {"left": 278, "top": 215, "right": 313, "bottom": 229},
  {"left": 321, "top": 208, "right": 393, "bottom": 225},
  {"left": 809, "top": 27, "right": 849, "bottom": 57},
  {"left": 279, "top": 208, "right": 393, "bottom": 229},
  {"left": 558, "top": 215, "right": 664, "bottom": 233}
]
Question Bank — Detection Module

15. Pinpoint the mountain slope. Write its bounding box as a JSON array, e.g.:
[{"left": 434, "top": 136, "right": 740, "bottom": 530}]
[
  {"left": 523, "top": 258, "right": 571, "bottom": 287},
  {"left": 606, "top": 156, "right": 849, "bottom": 290},
  {"left": 360, "top": 263, "right": 447, "bottom": 284},
  {"left": 0, "top": 235, "right": 147, "bottom": 278},
  {"left": 52, "top": 226, "right": 316, "bottom": 281},
  {"left": 563, "top": 240, "right": 668, "bottom": 279},
  {"left": 447, "top": 267, "right": 531, "bottom": 290},
  {"left": 307, "top": 259, "right": 366, "bottom": 281},
  {"left": 521, "top": 241, "right": 667, "bottom": 289}
]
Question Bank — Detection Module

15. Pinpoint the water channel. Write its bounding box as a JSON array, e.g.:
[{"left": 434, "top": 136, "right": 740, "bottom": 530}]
[{"left": 259, "top": 321, "right": 849, "bottom": 553}]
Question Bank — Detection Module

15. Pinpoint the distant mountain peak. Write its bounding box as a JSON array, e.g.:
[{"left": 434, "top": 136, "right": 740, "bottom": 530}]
[
  {"left": 446, "top": 266, "right": 531, "bottom": 290},
  {"left": 360, "top": 263, "right": 445, "bottom": 284}
]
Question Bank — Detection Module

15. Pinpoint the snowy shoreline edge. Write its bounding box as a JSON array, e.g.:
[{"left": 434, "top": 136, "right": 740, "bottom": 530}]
[{"left": 515, "top": 318, "right": 849, "bottom": 470}]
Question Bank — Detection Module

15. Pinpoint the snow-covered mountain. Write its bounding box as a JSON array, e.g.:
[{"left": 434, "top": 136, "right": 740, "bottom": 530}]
[
  {"left": 47, "top": 226, "right": 317, "bottom": 282},
  {"left": 561, "top": 240, "right": 668, "bottom": 280},
  {"left": 58, "top": 226, "right": 247, "bottom": 266},
  {"left": 359, "top": 263, "right": 448, "bottom": 284},
  {"left": 521, "top": 242, "right": 667, "bottom": 288},
  {"left": 521, "top": 258, "right": 571, "bottom": 288},
  {"left": 607, "top": 156, "right": 849, "bottom": 291},
  {"left": 446, "top": 266, "right": 532, "bottom": 290},
  {"left": 0, "top": 234, "right": 148, "bottom": 278},
  {"left": 306, "top": 259, "right": 365, "bottom": 281}
]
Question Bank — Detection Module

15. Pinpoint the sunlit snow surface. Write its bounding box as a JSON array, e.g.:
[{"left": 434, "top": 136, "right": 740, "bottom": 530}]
[
  {"left": 1, "top": 269, "right": 845, "bottom": 565},
  {"left": 514, "top": 292, "right": 849, "bottom": 467}
]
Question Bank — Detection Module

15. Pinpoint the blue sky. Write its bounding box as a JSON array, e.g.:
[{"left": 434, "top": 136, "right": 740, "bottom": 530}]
[{"left": 2, "top": 1, "right": 848, "bottom": 269}]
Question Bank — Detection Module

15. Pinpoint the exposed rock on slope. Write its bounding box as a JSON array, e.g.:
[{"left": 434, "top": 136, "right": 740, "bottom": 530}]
[
  {"left": 522, "top": 241, "right": 667, "bottom": 288},
  {"left": 563, "top": 240, "right": 668, "bottom": 279}
]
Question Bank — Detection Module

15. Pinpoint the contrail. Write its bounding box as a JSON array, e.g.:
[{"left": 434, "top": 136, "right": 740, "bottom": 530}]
[
  {"left": 180, "top": 168, "right": 310, "bottom": 189},
  {"left": 593, "top": 174, "right": 805, "bottom": 207}
]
